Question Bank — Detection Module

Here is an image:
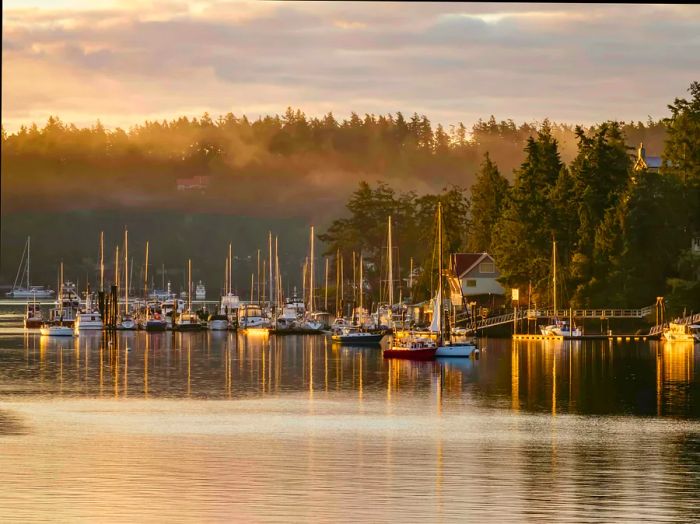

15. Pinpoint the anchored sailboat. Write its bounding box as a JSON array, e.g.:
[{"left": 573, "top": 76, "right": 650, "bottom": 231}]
[{"left": 6, "top": 237, "right": 55, "bottom": 298}]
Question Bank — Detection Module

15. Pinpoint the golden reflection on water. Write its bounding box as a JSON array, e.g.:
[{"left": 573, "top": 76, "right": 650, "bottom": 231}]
[{"left": 2, "top": 330, "right": 700, "bottom": 522}]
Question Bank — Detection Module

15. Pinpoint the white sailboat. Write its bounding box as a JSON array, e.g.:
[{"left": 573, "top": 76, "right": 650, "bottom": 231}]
[
  {"left": 6, "top": 237, "right": 55, "bottom": 298},
  {"left": 539, "top": 240, "right": 581, "bottom": 338},
  {"left": 300, "top": 226, "right": 325, "bottom": 331},
  {"left": 433, "top": 203, "right": 477, "bottom": 358}
]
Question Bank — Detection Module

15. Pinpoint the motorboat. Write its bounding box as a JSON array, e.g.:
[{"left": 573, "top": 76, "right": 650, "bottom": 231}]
[
  {"left": 435, "top": 339, "right": 477, "bottom": 358},
  {"left": 74, "top": 291, "right": 104, "bottom": 331},
  {"left": 238, "top": 304, "right": 271, "bottom": 330},
  {"left": 383, "top": 334, "right": 437, "bottom": 360},
  {"left": 332, "top": 326, "right": 385, "bottom": 345},
  {"left": 174, "top": 311, "right": 202, "bottom": 331},
  {"left": 540, "top": 319, "right": 582, "bottom": 338},
  {"left": 663, "top": 322, "right": 700, "bottom": 342},
  {"left": 40, "top": 324, "right": 75, "bottom": 337},
  {"left": 208, "top": 313, "right": 229, "bottom": 331},
  {"left": 116, "top": 314, "right": 136, "bottom": 330}
]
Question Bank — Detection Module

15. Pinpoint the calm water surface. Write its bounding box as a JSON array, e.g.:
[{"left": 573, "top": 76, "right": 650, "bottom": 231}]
[{"left": 1, "top": 311, "right": 699, "bottom": 522}]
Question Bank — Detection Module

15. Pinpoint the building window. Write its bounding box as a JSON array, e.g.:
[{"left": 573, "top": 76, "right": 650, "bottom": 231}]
[
  {"left": 466, "top": 279, "right": 477, "bottom": 287},
  {"left": 479, "top": 261, "right": 495, "bottom": 274}
]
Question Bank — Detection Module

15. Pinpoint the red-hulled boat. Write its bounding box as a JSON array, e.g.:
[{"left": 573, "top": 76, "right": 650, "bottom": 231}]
[{"left": 383, "top": 335, "right": 437, "bottom": 360}]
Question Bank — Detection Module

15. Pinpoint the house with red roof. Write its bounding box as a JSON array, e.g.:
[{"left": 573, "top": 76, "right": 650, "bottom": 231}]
[{"left": 451, "top": 252, "right": 505, "bottom": 306}]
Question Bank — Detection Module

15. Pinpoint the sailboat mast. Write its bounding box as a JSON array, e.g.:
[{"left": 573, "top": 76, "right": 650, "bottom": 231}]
[
  {"left": 438, "top": 202, "right": 443, "bottom": 335},
  {"left": 359, "top": 253, "right": 363, "bottom": 313},
  {"left": 27, "top": 236, "right": 31, "bottom": 288},
  {"left": 228, "top": 243, "right": 232, "bottom": 295},
  {"left": 388, "top": 216, "right": 393, "bottom": 307},
  {"left": 100, "top": 232, "right": 104, "bottom": 292},
  {"left": 115, "top": 245, "right": 120, "bottom": 314},
  {"left": 275, "top": 236, "right": 280, "bottom": 306},
  {"left": 144, "top": 241, "right": 149, "bottom": 320},
  {"left": 269, "top": 232, "right": 273, "bottom": 306},
  {"left": 553, "top": 240, "right": 557, "bottom": 315},
  {"left": 324, "top": 257, "right": 329, "bottom": 312},
  {"left": 335, "top": 250, "right": 340, "bottom": 317},
  {"left": 60, "top": 261, "right": 64, "bottom": 315},
  {"left": 188, "top": 259, "right": 192, "bottom": 312},
  {"left": 309, "top": 226, "right": 315, "bottom": 314},
  {"left": 409, "top": 257, "right": 413, "bottom": 298},
  {"left": 124, "top": 229, "right": 128, "bottom": 315}
]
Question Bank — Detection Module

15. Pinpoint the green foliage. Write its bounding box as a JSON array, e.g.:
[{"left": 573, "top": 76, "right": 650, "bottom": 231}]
[
  {"left": 319, "top": 182, "right": 469, "bottom": 304},
  {"left": 466, "top": 153, "right": 509, "bottom": 252},
  {"left": 491, "top": 125, "right": 564, "bottom": 301}
]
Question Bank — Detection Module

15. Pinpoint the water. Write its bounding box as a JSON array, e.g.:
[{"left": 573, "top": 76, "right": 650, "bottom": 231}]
[{"left": 1, "top": 313, "right": 699, "bottom": 522}]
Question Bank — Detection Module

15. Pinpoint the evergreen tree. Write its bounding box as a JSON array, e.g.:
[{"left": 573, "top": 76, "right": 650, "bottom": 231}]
[
  {"left": 466, "top": 153, "right": 509, "bottom": 252},
  {"left": 491, "top": 125, "right": 563, "bottom": 302}
]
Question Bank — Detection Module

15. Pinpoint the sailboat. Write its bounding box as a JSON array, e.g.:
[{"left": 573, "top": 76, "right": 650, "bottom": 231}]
[
  {"left": 175, "top": 259, "right": 202, "bottom": 331},
  {"left": 539, "top": 240, "right": 581, "bottom": 338},
  {"left": 332, "top": 253, "right": 385, "bottom": 345},
  {"left": 299, "top": 226, "right": 325, "bottom": 332},
  {"left": 40, "top": 262, "right": 75, "bottom": 337},
  {"left": 382, "top": 213, "right": 442, "bottom": 360},
  {"left": 116, "top": 229, "right": 136, "bottom": 330},
  {"left": 6, "top": 237, "right": 55, "bottom": 298}
]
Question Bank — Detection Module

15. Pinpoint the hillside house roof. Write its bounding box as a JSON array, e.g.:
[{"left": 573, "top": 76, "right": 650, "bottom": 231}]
[{"left": 452, "top": 252, "right": 495, "bottom": 278}]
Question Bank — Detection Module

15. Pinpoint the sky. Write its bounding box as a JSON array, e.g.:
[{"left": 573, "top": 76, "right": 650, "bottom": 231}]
[{"left": 2, "top": 1, "right": 699, "bottom": 132}]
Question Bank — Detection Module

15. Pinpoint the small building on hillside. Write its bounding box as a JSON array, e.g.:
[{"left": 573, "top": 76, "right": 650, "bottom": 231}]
[
  {"left": 451, "top": 252, "right": 506, "bottom": 310},
  {"left": 177, "top": 175, "right": 211, "bottom": 191},
  {"left": 633, "top": 142, "right": 663, "bottom": 173}
]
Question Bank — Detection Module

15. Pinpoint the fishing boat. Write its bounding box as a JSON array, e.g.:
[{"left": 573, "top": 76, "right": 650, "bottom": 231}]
[
  {"left": 24, "top": 302, "right": 43, "bottom": 328},
  {"left": 662, "top": 322, "right": 700, "bottom": 342},
  {"left": 174, "top": 311, "right": 202, "bottom": 331},
  {"left": 143, "top": 305, "right": 168, "bottom": 331},
  {"left": 47, "top": 274, "right": 79, "bottom": 327},
  {"left": 6, "top": 237, "right": 55, "bottom": 298},
  {"left": 162, "top": 297, "right": 185, "bottom": 330},
  {"left": 238, "top": 304, "right": 271, "bottom": 330},
  {"left": 74, "top": 288, "right": 104, "bottom": 331}
]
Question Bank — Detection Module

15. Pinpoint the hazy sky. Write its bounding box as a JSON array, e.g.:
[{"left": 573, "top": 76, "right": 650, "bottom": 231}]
[{"left": 3, "top": 1, "right": 699, "bottom": 132}]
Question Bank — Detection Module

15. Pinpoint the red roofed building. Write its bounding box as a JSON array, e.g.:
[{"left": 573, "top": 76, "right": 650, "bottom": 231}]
[{"left": 451, "top": 252, "right": 505, "bottom": 305}]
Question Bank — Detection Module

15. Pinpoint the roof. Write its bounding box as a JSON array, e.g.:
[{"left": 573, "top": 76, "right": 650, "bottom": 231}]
[
  {"left": 645, "top": 156, "right": 662, "bottom": 168},
  {"left": 453, "top": 252, "right": 493, "bottom": 278}
]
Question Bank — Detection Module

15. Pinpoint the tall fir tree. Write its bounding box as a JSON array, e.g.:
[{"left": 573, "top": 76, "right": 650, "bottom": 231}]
[{"left": 466, "top": 153, "right": 509, "bottom": 253}]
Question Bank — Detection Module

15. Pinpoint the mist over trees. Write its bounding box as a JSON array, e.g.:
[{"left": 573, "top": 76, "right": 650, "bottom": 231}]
[{"left": 1, "top": 85, "right": 694, "bottom": 312}]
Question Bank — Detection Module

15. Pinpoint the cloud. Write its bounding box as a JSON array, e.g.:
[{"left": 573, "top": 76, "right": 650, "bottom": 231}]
[{"left": 2, "top": 2, "right": 699, "bottom": 132}]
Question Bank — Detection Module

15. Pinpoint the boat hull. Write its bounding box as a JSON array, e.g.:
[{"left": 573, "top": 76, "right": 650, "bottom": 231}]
[
  {"left": 208, "top": 319, "right": 229, "bottom": 331},
  {"left": 383, "top": 347, "right": 436, "bottom": 360},
  {"left": 144, "top": 320, "right": 167, "bottom": 332},
  {"left": 40, "top": 326, "right": 74, "bottom": 337},
  {"left": 332, "top": 334, "right": 385, "bottom": 345},
  {"left": 435, "top": 342, "right": 477, "bottom": 358},
  {"left": 24, "top": 318, "right": 43, "bottom": 329}
]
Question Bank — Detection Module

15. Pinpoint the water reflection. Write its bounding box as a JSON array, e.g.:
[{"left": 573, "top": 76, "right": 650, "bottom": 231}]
[
  {"left": 2, "top": 332, "right": 698, "bottom": 417},
  {"left": 1, "top": 330, "right": 700, "bottom": 522}
]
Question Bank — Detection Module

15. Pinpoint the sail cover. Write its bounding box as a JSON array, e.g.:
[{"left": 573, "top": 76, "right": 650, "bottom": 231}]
[{"left": 429, "top": 288, "right": 441, "bottom": 333}]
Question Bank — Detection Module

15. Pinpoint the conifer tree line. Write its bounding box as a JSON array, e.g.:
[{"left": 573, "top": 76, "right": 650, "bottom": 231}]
[{"left": 321, "top": 82, "right": 700, "bottom": 314}]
